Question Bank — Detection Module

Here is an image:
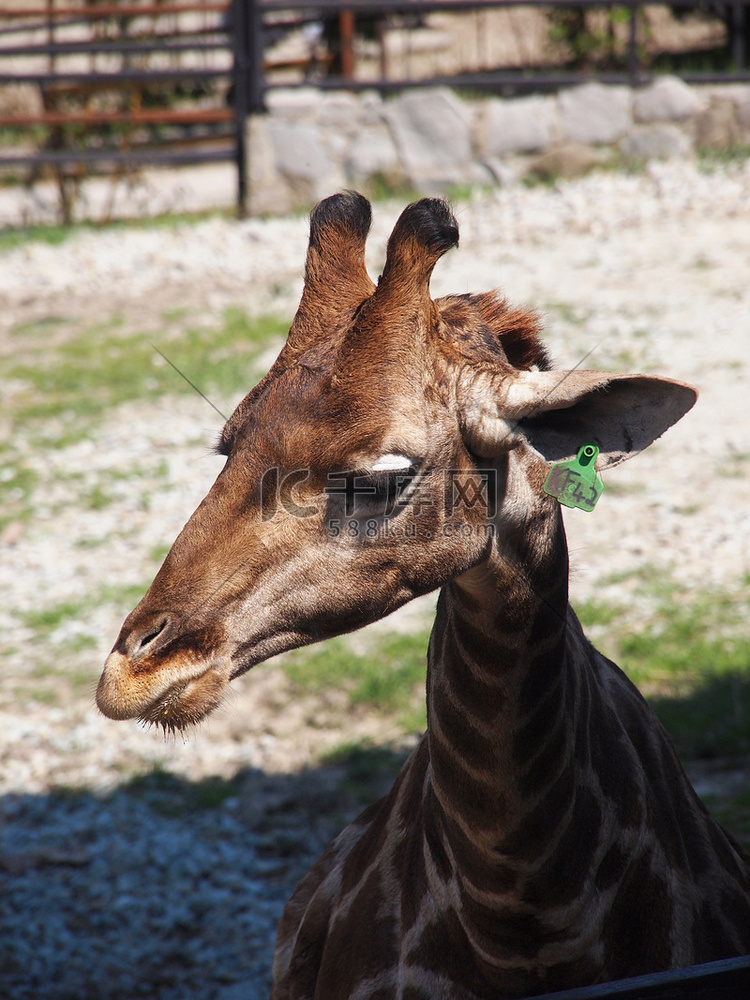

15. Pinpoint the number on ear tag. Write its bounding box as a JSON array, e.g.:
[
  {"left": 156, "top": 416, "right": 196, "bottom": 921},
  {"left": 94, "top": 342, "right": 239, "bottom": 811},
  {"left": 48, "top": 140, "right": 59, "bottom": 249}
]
[{"left": 543, "top": 443, "right": 604, "bottom": 512}]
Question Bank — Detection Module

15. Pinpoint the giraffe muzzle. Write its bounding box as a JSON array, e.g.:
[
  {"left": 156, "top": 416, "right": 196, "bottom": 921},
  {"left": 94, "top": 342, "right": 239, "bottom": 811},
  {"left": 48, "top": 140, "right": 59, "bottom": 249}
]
[{"left": 96, "top": 647, "right": 231, "bottom": 731}]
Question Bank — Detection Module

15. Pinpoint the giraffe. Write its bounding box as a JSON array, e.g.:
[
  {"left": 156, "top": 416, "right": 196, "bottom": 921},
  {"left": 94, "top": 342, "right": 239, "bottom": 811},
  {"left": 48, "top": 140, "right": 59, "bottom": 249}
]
[{"left": 96, "top": 192, "right": 750, "bottom": 998}]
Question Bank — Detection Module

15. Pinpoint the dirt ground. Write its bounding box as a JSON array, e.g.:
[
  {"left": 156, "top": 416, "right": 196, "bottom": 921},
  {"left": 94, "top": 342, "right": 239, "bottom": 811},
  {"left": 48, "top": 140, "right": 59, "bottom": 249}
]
[{"left": 1, "top": 160, "right": 749, "bottom": 998}]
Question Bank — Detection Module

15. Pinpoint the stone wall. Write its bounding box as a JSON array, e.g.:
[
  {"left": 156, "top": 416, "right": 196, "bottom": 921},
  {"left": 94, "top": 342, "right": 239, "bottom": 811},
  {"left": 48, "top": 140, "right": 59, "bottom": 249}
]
[{"left": 246, "top": 77, "right": 750, "bottom": 215}]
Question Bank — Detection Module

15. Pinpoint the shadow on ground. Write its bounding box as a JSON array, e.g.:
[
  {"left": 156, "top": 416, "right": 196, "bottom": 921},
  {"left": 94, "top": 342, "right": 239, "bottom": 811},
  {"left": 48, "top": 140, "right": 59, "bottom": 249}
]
[
  {"left": 0, "top": 744, "right": 410, "bottom": 1000},
  {"left": 2, "top": 670, "right": 749, "bottom": 1000}
]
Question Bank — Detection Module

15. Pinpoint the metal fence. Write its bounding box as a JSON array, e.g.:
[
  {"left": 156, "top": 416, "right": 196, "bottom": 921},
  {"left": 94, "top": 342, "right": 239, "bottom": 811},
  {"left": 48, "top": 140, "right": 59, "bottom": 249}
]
[
  {"left": 247, "top": 0, "right": 750, "bottom": 104},
  {"left": 527, "top": 954, "right": 750, "bottom": 1000},
  {"left": 1, "top": 0, "right": 749, "bottom": 218},
  {"left": 0, "top": 1, "right": 238, "bottom": 215}
]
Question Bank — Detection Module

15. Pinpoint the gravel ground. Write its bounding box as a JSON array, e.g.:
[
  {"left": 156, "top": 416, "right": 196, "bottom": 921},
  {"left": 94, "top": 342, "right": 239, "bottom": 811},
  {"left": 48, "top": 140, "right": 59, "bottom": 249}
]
[{"left": 1, "top": 159, "right": 749, "bottom": 999}]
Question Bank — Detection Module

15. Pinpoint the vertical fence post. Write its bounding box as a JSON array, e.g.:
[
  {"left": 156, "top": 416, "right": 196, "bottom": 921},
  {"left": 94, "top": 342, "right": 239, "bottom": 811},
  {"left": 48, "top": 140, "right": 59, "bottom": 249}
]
[
  {"left": 339, "top": 10, "right": 356, "bottom": 78},
  {"left": 232, "top": 0, "right": 249, "bottom": 215},
  {"left": 248, "top": 0, "right": 266, "bottom": 114},
  {"left": 628, "top": 1, "right": 639, "bottom": 86},
  {"left": 730, "top": 2, "right": 747, "bottom": 70}
]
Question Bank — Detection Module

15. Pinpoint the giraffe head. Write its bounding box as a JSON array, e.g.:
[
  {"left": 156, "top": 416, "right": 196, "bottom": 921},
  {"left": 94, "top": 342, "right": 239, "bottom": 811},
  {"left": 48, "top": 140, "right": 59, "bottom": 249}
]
[{"left": 96, "top": 192, "right": 696, "bottom": 731}]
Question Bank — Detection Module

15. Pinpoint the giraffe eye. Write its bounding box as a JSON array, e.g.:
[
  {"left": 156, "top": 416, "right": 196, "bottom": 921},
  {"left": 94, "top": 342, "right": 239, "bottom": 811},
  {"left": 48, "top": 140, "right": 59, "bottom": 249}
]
[
  {"left": 355, "top": 466, "right": 418, "bottom": 511},
  {"left": 325, "top": 465, "right": 419, "bottom": 516}
]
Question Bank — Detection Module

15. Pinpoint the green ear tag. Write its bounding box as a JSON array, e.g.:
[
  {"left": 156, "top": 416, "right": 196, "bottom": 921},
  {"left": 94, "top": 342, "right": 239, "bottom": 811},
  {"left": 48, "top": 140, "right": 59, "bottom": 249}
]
[{"left": 543, "top": 443, "right": 604, "bottom": 512}]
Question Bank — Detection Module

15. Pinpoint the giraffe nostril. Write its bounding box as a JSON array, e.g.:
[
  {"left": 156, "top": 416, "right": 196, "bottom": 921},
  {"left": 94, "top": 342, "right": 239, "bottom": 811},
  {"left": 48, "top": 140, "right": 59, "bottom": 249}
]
[{"left": 133, "top": 616, "right": 170, "bottom": 654}]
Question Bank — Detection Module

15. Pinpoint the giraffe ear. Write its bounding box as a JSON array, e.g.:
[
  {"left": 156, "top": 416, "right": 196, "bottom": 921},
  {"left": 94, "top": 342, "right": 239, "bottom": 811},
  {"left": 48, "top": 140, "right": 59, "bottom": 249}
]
[
  {"left": 460, "top": 369, "right": 697, "bottom": 469},
  {"left": 287, "top": 191, "right": 376, "bottom": 351}
]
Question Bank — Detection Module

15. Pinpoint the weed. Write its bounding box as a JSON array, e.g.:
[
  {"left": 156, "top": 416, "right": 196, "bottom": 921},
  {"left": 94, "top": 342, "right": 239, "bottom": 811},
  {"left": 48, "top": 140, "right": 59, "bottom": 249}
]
[{"left": 84, "top": 484, "right": 114, "bottom": 511}]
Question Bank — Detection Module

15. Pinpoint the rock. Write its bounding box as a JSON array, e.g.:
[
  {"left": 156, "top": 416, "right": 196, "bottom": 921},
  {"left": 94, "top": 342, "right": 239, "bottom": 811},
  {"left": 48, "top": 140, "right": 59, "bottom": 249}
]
[
  {"left": 484, "top": 95, "right": 558, "bottom": 155},
  {"left": 732, "top": 87, "right": 750, "bottom": 131},
  {"left": 481, "top": 156, "right": 521, "bottom": 187},
  {"left": 620, "top": 124, "right": 692, "bottom": 161},
  {"left": 526, "top": 142, "right": 599, "bottom": 181},
  {"left": 267, "top": 120, "right": 345, "bottom": 201},
  {"left": 264, "top": 87, "right": 323, "bottom": 121},
  {"left": 318, "top": 93, "right": 363, "bottom": 133},
  {"left": 384, "top": 88, "right": 473, "bottom": 189},
  {"left": 559, "top": 82, "right": 632, "bottom": 145},
  {"left": 359, "top": 90, "right": 386, "bottom": 126},
  {"left": 345, "top": 124, "right": 402, "bottom": 184},
  {"left": 694, "top": 99, "right": 741, "bottom": 150},
  {"left": 245, "top": 115, "right": 294, "bottom": 217},
  {"left": 634, "top": 76, "right": 704, "bottom": 122}
]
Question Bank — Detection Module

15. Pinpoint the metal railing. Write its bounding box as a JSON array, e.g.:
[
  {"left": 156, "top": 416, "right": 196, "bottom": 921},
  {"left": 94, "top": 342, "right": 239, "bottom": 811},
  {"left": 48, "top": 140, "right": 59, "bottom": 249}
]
[
  {"left": 0, "top": 1, "right": 240, "bottom": 216},
  {"left": 530, "top": 954, "right": 750, "bottom": 999},
  {"left": 245, "top": 0, "right": 750, "bottom": 103},
  {"left": 1, "top": 0, "right": 749, "bottom": 218}
]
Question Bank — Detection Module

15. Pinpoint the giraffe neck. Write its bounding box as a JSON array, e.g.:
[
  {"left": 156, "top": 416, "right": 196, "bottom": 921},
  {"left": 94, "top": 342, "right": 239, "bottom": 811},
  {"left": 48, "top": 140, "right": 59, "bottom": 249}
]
[{"left": 424, "top": 453, "right": 605, "bottom": 979}]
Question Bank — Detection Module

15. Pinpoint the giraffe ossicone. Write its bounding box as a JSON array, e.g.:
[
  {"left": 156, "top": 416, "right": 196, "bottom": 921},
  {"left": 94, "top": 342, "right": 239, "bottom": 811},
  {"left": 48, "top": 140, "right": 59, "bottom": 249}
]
[{"left": 97, "top": 192, "right": 750, "bottom": 999}]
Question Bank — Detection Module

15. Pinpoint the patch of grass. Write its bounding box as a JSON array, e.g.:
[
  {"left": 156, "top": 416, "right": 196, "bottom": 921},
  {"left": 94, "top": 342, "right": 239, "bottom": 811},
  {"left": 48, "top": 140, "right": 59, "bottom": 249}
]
[
  {"left": 0, "top": 222, "right": 80, "bottom": 252},
  {"left": 0, "top": 460, "right": 39, "bottom": 531},
  {"left": 17, "top": 581, "right": 149, "bottom": 651},
  {"left": 161, "top": 307, "right": 189, "bottom": 322},
  {"left": 13, "top": 686, "right": 60, "bottom": 706},
  {"left": 577, "top": 598, "right": 622, "bottom": 629},
  {"left": 321, "top": 738, "right": 411, "bottom": 806},
  {"left": 83, "top": 484, "right": 114, "bottom": 510},
  {"left": 149, "top": 542, "right": 172, "bottom": 564},
  {"left": 649, "top": 672, "right": 749, "bottom": 761},
  {"left": 284, "top": 630, "right": 429, "bottom": 729},
  {"left": 98, "top": 581, "right": 150, "bottom": 613},
  {"left": 10, "top": 314, "right": 77, "bottom": 334},
  {"left": 126, "top": 767, "right": 238, "bottom": 817},
  {"left": 19, "top": 599, "right": 88, "bottom": 638},
  {"left": 0, "top": 208, "right": 233, "bottom": 253},
  {"left": 581, "top": 580, "right": 750, "bottom": 761},
  {"left": 704, "top": 788, "right": 750, "bottom": 852},
  {"left": 697, "top": 144, "right": 750, "bottom": 172},
  {"left": 544, "top": 301, "right": 588, "bottom": 326},
  {"left": 284, "top": 579, "right": 748, "bottom": 765},
  {"left": 60, "top": 634, "right": 98, "bottom": 654},
  {"left": 360, "top": 172, "right": 419, "bottom": 204},
  {"left": 620, "top": 589, "right": 750, "bottom": 760},
  {"left": 74, "top": 534, "right": 114, "bottom": 549},
  {"left": 600, "top": 480, "right": 646, "bottom": 497},
  {"left": 522, "top": 168, "right": 559, "bottom": 189},
  {"left": 716, "top": 448, "right": 750, "bottom": 480},
  {"left": 4, "top": 309, "right": 288, "bottom": 443}
]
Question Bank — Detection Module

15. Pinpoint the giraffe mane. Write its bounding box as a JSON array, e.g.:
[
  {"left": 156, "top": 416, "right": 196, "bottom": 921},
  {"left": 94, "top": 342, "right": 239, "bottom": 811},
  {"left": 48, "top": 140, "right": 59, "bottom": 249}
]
[{"left": 437, "top": 291, "right": 552, "bottom": 372}]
